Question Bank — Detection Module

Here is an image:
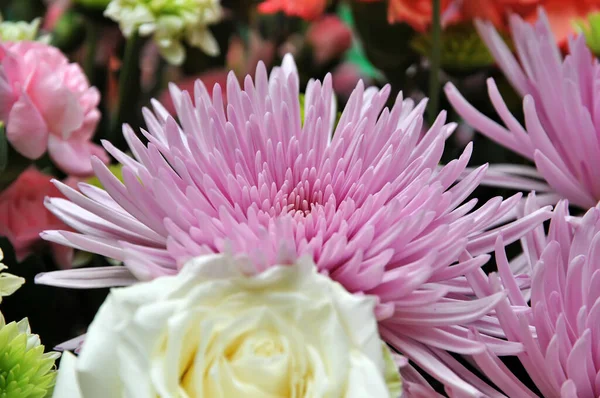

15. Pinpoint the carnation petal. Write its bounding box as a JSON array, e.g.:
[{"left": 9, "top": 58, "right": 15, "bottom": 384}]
[{"left": 6, "top": 91, "right": 48, "bottom": 159}]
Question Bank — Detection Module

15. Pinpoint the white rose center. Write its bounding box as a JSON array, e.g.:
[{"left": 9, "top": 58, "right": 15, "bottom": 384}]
[{"left": 175, "top": 309, "right": 318, "bottom": 398}]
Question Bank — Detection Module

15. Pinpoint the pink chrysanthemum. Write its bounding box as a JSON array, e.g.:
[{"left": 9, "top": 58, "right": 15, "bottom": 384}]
[
  {"left": 446, "top": 10, "right": 600, "bottom": 210},
  {"left": 465, "top": 198, "right": 600, "bottom": 398},
  {"left": 38, "top": 55, "right": 551, "bottom": 395}
]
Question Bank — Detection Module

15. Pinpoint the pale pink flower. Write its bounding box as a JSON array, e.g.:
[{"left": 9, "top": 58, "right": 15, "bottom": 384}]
[
  {"left": 464, "top": 198, "right": 600, "bottom": 398},
  {"left": 38, "top": 55, "right": 551, "bottom": 395},
  {"left": 446, "top": 10, "right": 600, "bottom": 210},
  {"left": 0, "top": 41, "right": 108, "bottom": 176}
]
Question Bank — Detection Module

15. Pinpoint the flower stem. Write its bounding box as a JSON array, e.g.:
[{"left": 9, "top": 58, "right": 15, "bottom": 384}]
[
  {"left": 110, "top": 32, "right": 142, "bottom": 144},
  {"left": 428, "top": 0, "right": 442, "bottom": 125},
  {"left": 84, "top": 21, "right": 98, "bottom": 84}
]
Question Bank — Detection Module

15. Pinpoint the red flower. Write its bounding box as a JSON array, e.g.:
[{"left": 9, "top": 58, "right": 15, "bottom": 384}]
[
  {"left": 0, "top": 168, "right": 74, "bottom": 268},
  {"left": 386, "top": 0, "right": 455, "bottom": 31}
]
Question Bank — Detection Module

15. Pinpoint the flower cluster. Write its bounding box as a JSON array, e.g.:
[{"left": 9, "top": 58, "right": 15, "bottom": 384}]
[
  {"left": 37, "top": 54, "right": 552, "bottom": 395},
  {"left": 3, "top": 0, "right": 600, "bottom": 396}
]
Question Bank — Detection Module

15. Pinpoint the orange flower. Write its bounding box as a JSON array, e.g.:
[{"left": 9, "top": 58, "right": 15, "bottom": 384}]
[
  {"left": 258, "top": 0, "right": 328, "bottom": 20},
  {"left": 383, "top": 0, "right": 537, "bottom": 31},
  {"left": 460, "top": 0, "right": 600, "bottom": 45},
  {"left": 458, "top": 0, "right": 539, "bottom": 30},
  {"left": 381, "top": 0, "right": 600, "bottom": 46}
]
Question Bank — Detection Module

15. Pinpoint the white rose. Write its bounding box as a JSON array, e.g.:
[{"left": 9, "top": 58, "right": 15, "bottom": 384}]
[{"left": 53, "top": 254, "right": 400, "bottom": 397}]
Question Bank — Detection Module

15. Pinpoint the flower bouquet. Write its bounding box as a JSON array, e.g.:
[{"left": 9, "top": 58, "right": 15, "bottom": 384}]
[{"left": 1, "top": 0, "right": 600, "bottom": 397}]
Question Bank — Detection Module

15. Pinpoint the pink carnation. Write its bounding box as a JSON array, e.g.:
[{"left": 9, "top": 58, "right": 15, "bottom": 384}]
[
  {"left": 0, "top": 41, "right": 108, "bottom": 176},
  {"left": 38, "top": 55, "right": 552, "bottom": 394}
]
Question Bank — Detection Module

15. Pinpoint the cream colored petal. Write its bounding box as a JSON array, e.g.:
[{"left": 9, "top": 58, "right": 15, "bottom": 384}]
[
  {"left": 188, "top": 29, "right": 220, "bottom": 57},
  {"left": 157, "top": 40, "right": 186, "bottom": 65},
  {"left": 75, "top": 295, "right": 124, "bottom": 398},
  {"left": 345, "top": 351, "right": 390, "bottom": 398},
  {"left": 0, "top": 272, "right": 25, "bottom": 297},
  {"left": 53, "top": 352, "right": 83, "bottom": 398}
]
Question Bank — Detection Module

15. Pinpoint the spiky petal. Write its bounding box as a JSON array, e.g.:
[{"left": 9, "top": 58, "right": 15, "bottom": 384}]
[
  {"left": 466, "top": 199, "right": 600, "bottom": 398},
  {"left": 446, "top": 9, "right": 600, "bottom": 210},
  {"left": 39, "top": 55, "right": 550, "bottom": 395}
]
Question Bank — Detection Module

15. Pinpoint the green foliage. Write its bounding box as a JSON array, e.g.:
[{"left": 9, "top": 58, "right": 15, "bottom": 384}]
[{"left": 411, "top": 24, "right": 502, "bottom": 74}]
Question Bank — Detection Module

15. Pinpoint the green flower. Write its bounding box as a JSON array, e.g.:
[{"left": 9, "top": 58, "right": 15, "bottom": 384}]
[
  {"left": 0, "top": 250, "right": 24, "bottom": 303},
  {"left": 85, "top": 163, "right": 125, "bottom": 188},
  {"left": 0, "top": 15, "right": 44, "bottom": 42},
  {"left": 299, "top": 94, "right": 342, "bottom": 131},
  {"left": 0, "top": 315, "right": 60, "bottom": 398},
  {"left": 575, "top": 12, "right": 600, "bottom": 56},
  {"left": 104, "top": 0, "right": 223, "bottom": 65},
  {"left": 0, "top": 250, "right": 57, "bottom": 398},
  {"left": 411, "top": 24, "right": 508, "bottom": 73}
]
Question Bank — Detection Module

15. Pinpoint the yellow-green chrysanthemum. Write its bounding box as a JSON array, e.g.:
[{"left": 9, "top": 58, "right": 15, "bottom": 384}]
[
  {"left": 576, "top": 12, "right": 600, "bottom": 56},
  {"left": 411, "top": 24, "right": 509, "bottom": 73},
  {"left": 0, "top": 315, "right": 60, "bottom": 398},
  {"left": 0, "top": 250, "right": 58, "bottom": 398},
  {"left": 104, "top": 0, "right": 223, "bottom": 65},
  {"left": 0, "top": 250, "right": 24, "bottom": 303},
  {"left": 0, "top": 16, "right": 44, "bottom": 42}
]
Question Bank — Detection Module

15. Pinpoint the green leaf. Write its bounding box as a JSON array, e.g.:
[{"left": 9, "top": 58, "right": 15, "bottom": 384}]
[
  {"left": 0, "top": 122, "right": 7, "bottom": 174},
  {"left": 337, "top": 4, "right": 383, "bottom": 80}
]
